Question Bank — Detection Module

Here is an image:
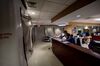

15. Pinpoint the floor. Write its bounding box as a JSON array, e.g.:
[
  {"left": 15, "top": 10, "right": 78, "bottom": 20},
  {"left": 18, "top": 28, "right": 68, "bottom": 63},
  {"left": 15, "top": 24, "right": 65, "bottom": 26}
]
[{"left": 28, "top": 42, "right": 63, "bottom": 66}]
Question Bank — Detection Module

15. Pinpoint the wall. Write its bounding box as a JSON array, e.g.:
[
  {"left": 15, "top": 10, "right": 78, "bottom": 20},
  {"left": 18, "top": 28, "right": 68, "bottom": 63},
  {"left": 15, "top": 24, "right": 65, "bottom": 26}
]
[
  {"left": 32, "top": 25, "right": 64, "bottom": 42},
  {"left": 0, "top": 0, "right": 27, "bottom": 66},
  {"left": 34, "top": 25, "right": 45, "bottom": 42},
  {"left": 22, "top": 23, "right": 33, "bottom": 60}
]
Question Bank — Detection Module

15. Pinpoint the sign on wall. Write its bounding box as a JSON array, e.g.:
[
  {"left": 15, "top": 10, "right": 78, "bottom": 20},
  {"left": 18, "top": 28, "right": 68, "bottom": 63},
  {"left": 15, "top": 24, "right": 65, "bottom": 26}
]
[{"left": 0, "top": 33, "right": 12, "bottom": 39}]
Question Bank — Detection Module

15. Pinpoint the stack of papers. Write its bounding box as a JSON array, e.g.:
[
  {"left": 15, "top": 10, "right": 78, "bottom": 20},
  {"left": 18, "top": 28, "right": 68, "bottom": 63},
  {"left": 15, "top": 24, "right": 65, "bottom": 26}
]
[{"left": 63, "top": 41, "right": 70, "bottom": 44}]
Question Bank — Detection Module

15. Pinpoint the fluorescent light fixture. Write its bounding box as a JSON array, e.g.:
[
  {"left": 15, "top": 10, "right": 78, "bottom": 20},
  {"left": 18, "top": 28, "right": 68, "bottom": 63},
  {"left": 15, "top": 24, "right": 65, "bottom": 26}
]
[
  {"left": 31, "top": 12, "right": 35, "bottom": 15},
  {"left": 27, "top": 10, "right": 36, "bottom": 15},
  {"left": 27, "top": 21, "right": 31, "bottom": 26},
  {"left": 76, "top": 15, "right": 81, "bottom": 18},
  {"left": 94, "top": 18, "right": 100, "bottom": 21},
  {"left": 58, "top": 24, "right": 66, "bottom": 26}
]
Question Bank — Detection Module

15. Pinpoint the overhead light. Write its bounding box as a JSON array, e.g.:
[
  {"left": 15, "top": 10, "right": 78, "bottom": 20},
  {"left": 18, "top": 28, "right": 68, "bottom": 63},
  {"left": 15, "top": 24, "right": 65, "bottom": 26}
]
[
  {"left": 76, "top": 15, "right": 81, "bottom": 18},
  {"left": 84, "top": 26, "right": 88, "bottom": 29},
  {"left": 27, "top": 21, "right": 31, "bottom": 26},
  {"left": 31, "top": 12, "right": 35, "bottom": 15},
  {"left": 58, "top": 24, "right": 66, "bottom": 26},
  {"left": 27, "top": 10, "right": 36, "bottom": 15},
  {"left": 94, "top": 18, "right": 100, "bottom": 21}
]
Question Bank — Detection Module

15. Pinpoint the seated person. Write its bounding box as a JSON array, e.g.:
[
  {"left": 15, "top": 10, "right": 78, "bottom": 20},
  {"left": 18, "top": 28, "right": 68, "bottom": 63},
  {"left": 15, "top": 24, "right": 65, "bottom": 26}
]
[
  {"left": 63, "top": 31, "right": 70, "bottom": 40},
  {"left": 76, "top": 38, "right": 81, "bottom": 46},
  {"left": 60, "top": 31, "right": 70, "bottom": 40},
  {"left": 67, "top": 34, "right": 75, "bottom": 44},
  {"left": 88, "top": 39, "right": 100, "bottom": 54},
  {"left": 60, "top": 31, "right": 72, "bottom": 41},
  {"left": 85, "top": 32, "right": 90, "bottom": 36}
]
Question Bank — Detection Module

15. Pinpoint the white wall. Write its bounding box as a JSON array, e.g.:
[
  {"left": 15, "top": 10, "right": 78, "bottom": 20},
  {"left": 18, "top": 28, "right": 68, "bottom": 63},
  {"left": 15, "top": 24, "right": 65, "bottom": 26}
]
[
  {"left": 0, "top": 0, "right": 27, "bottom": 66},
  {"left": 33, "top": 25, "right": 64, "bottom": 42}
]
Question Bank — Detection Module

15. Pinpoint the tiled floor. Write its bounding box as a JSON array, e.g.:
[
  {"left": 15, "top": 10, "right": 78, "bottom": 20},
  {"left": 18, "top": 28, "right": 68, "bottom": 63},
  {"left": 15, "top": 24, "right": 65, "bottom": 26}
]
[{"left": 28, "top": 42, "right": 63, "bottom": 66}]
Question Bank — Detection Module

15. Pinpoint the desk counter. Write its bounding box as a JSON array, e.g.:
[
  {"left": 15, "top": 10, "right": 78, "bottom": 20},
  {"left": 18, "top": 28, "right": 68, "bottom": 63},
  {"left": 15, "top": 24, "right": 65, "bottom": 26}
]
[{"left": 52, "top": 38, "right": 100, "bottom": 66}]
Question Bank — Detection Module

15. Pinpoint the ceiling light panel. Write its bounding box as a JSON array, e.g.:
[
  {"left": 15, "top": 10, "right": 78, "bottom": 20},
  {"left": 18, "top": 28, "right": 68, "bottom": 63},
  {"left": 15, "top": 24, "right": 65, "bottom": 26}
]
[{"left": 94, "top": 18, "right": 100, "bottom": 21}]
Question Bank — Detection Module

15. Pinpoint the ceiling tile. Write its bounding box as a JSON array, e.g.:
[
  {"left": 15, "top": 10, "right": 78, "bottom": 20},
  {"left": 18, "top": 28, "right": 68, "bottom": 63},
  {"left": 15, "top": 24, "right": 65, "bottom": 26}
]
[
  {"left": 27, "top": 0, "right": 46, "bottom": 10},
  {"left": 27, "top": 0, "right": 77, "bottom": 25},
  {"left": 39, "top": 12, "right": 57, "bottom": 18},
  {"left": 65, "top": 0, "right": 76, "bottom": 5},
  {"left": 47, "top": 0, "right": 68, "bottom": 4},
  {"left": 41, "top": 1, "right": 67, "bottom": 13}
]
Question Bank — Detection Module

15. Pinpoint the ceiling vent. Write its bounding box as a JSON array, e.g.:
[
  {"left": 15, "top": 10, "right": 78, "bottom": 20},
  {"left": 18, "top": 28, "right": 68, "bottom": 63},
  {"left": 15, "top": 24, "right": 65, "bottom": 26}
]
[{"left": 85, "top": 17, "right": 93, "bottom": 19}]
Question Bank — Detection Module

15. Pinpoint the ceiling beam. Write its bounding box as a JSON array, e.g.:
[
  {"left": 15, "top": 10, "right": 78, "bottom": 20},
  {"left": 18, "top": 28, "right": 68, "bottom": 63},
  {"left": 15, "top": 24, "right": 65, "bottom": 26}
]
[{"left": 51, "top": 0, "right": 96, "bottom": 22}]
